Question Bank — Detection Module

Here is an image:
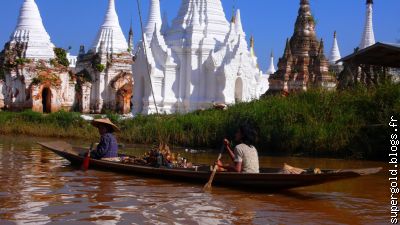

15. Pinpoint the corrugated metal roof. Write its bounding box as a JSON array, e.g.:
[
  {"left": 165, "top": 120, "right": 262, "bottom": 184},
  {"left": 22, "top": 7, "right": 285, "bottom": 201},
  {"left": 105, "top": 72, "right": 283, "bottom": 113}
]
[{"left": 338, "top": 42, "right": 400, "bottom": 68}]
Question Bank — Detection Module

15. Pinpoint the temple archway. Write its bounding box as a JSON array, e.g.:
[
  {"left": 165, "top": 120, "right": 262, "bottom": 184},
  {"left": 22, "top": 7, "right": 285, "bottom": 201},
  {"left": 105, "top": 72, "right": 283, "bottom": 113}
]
[
  {"left": 42, "top": 87, "right": 51, "bottom": 113},
  {"left": 234, "top": 78, "right": 243, "bottom": 103},
  {"left": 116, "top": 83, "right": 133, "bottom": 114},
  {"left": 111, "top": 71, "right": 133, "bottom": 114}
]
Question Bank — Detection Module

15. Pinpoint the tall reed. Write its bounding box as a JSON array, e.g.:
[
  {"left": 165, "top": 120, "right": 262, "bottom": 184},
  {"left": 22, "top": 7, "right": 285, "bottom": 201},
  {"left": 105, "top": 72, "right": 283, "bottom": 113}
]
[{"left": 0, "top": 83, "right": 398, "bottom": 160}]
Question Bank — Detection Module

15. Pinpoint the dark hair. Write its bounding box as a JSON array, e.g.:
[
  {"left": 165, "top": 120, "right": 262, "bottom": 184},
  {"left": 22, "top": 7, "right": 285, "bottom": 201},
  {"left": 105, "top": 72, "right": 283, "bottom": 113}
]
[
  {"left": 106, "top": 125, "right": 115, "bottom": 133},
  {"left": 98, "top": 124, "right": 115, "bottom": 133},
  {"left": 238, "top": 122, "right": 258, "bottom": 146}
]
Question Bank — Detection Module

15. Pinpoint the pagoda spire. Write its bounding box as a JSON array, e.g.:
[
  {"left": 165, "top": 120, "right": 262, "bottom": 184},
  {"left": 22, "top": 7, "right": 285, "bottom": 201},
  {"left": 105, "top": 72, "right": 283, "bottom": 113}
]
[
  {"left": 92, "top": 0, "right": 128, "bottom": 54},
  {"left": 235, "top": 9, "right": 244, "bottom": 35},
  {"left": 329, "top": 31, "right": 342, "bottom": 65},
  {"left": 292, "top": 0, "right": 316, "bottom": 56},
  {"left": 269, "top": 0, "right": 334, "bottom": 93},
  {"left": 283, "top": 38, "right": 292, "bottom": 58},
  {"left": 145, "top": 0, "right": 162, "bottom": 40},
  {"left": 318, "top": 38, "right": 325, "bottom": 56},
  {"left": 231, "top": 0, "right": 237, "bottom": 23},
  {"left": 250, "top": 35, "right": 255, "bottom": 57},
  {"left": 128, "top": 21, "right": 134, "bottom": 53},
  {"left": 266, "top": 51, "right": 276, "bottom": 75},
  {"left": 359, "top": 0, "right": 375, "bottom": 49},
  {"left": 230, "top": 14, "right": 236, "bottom": 24},
  {"left": 11, "top": 0, "right": 55, "bottom": 59},
  {"left": 167, "top": 0, "right": 230, "bottom": 44}
]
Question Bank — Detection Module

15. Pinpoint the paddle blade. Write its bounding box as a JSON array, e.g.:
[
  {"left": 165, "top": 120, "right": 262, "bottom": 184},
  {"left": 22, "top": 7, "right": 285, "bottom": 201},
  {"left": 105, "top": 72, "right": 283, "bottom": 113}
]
[
  {"left": 203, "top": 182, "right": 212, "bottom": 192},
  {"left": 82, "top": 155, "right": 90, "bottom": 170},
  {"left": 203, "top": 165, "right": 219, "bottom": 192},
  {"left": 81, "top": 143, "right": 94, "bottom": 171}
]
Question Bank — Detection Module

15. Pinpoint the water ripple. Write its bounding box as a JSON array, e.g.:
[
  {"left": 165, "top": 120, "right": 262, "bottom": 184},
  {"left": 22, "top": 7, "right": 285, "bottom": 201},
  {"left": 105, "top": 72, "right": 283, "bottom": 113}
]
[{"left": 0, "top": 136, "right": 388, "bottom": 225}]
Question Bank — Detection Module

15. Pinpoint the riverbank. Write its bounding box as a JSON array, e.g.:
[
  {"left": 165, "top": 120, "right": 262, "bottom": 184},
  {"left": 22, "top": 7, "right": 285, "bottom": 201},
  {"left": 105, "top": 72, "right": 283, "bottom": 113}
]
[{"left": 0, "top": 83, "right": 398, "bottom": 160}]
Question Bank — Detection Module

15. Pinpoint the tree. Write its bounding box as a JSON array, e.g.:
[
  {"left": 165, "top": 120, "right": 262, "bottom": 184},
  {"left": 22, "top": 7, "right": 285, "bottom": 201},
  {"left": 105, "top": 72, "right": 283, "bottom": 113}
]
[{"left": 53, "top": 48, "right": 70, "bottom": 67}]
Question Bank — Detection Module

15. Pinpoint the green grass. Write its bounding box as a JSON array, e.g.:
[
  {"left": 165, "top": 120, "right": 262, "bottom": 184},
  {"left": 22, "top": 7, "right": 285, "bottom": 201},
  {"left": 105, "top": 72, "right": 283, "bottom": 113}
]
[
  {"left": 0, "top": 83, "right": 399, "bottom": 160},
  {"left": 0, "top": 110, "right": 97, "bottom": 140}
]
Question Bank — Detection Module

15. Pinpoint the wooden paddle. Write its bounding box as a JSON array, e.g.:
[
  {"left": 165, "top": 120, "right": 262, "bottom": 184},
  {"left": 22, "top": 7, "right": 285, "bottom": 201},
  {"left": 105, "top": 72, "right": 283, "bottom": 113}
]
[
  {"left": 82, "top": 143, "right": 94, "bottom": 170},
  {"left": 203, "top": 146, "right": 225, "bottom": 192}
]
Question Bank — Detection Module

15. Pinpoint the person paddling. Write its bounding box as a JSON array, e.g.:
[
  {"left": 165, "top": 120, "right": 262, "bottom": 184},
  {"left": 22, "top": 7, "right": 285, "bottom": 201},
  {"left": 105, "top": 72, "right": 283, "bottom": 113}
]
[
  {"left": 90, "top": 118, "right": 120, "bottom": 160},
  {"left": 217, "top": 123, "right": 260, "bottom": 173}
]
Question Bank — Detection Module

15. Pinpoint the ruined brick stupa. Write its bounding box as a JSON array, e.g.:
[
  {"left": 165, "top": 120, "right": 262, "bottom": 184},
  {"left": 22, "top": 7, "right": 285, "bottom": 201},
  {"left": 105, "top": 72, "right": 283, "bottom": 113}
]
[
  {"left": 74, "top": 0, "right": 134, "bottom": 114},
  {"left": 0, "top": 0, "right": 75, "bottom": 112},
  {"left": 268, "top": 0, "right": 336, "bottom": 93},
  {"left": 132, "top": 0, "right": 269, "bottom": 115}
]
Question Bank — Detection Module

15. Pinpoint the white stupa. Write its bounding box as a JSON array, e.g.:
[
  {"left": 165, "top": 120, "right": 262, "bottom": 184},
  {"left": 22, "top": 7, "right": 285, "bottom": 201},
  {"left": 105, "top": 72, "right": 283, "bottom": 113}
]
[
  {"left": 92, "top": 0, "right": 128, "bottom": 54},
  {"left": 359, "top": 0, "right": 375, "bottom": 49},
  {"left": 10, "top": 0, "right": 55, "bottom": 59},
  {"left": 145, "top": 0, "right": 162, "bottom": 40},
  {"left": 132, "top": 0, "right": 268, "bottom": 115},
  {"left": 329, "top": 31, "right": 342, "bottom": 65},
  {"left": 166, "top": 0, "right": 230, "bottom": 45},
  {"left": 266, "top": 52, "right": 276, "bottom": 75}
]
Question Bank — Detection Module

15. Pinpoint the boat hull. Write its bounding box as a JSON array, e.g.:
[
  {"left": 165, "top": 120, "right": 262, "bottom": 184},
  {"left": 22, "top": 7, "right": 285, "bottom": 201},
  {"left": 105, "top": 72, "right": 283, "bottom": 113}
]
[{"left": 38, "top": 141, "right": 382, "bottom": 191}]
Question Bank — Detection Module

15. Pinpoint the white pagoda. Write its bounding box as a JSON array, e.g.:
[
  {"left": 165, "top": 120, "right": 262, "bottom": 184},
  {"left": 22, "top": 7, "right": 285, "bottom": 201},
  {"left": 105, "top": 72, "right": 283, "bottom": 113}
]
[
  {"left": 0, "top": 0, "right": 75, "bottom": 113},
  {"left": 359, "top": 0, "right": 375, "bottom": 50},
  {"left": 10, "top": 0, "right": 55, "bottom": 59},
  {"left": 266, "top": 52, "right": 276, "bottom": 75},
  {"left": 132, "top": 0, "right": 269, "bottom": 115},
  {"left": 74, "top": 0, "right": 133, "bottom": 114},
  {"left": 328, "top": 31, "right": 342, "bottom": 66},
  {"left": 91, "top": 0, "right": 129, "bottom": 54}
]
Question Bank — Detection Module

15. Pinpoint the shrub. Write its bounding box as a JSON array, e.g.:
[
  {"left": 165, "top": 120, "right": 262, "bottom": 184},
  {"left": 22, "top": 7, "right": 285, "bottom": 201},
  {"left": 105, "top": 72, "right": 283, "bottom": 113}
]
[
  {"left": 115, "top": 83, "right": 399, "bottom": 160},
  {"left": 53, "top": 48, "right": 70, "bottom": 67},
  {"left": 46, "top": 110, "right": 83, "bottom": 128},
  {"left": 95, "top": 64, "right": 105, "bottom": 72},
  {"left": 18, "top": 110, "right": 43, "bottom": 123},
  {"left": 105, "top": 111, "right": 121, "bottom": 124},
  {"left": 0, "top": 83, "right": 399, "bottom": 160}
]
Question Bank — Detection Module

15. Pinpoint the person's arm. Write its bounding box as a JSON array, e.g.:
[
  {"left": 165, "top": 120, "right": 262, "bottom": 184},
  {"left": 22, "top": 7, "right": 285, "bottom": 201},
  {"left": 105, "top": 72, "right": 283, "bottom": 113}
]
[
  {"left": 217, "top": 145, "right": 243, "bottom": 172},
  {"left": 217, "top": 160, "right": 242, "bottom": 172},
  {"left": 91, "top": 135, "right": 110, "bottom": 159},
  {"left": 224, "top": 139, "right": 235, "bottom": 161}
]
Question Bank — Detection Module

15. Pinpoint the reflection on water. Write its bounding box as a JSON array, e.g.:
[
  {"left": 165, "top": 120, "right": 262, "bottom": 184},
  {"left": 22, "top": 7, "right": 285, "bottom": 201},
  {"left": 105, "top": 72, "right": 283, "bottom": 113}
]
[{"left": 0, "top": 135, "right": 386, "bottom": 225}]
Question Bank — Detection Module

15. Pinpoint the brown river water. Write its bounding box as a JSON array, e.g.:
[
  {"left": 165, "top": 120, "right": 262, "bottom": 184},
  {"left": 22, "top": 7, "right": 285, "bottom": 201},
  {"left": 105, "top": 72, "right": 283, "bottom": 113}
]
[{"left": 0, "top": 135, "right": 387, "bottom": 225}]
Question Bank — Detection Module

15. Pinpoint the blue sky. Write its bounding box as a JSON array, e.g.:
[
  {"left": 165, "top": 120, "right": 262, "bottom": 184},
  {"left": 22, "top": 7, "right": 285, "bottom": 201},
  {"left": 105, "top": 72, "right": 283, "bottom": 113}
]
[{"left": 0, "top": 0, "right": 399, "bottom": 71}]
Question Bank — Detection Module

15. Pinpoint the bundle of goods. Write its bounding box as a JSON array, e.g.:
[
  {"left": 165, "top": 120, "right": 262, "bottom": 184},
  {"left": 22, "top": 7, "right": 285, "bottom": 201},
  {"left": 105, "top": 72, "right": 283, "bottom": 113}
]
[
  {"left": 279, "top": 163, "right": 323, "bottom": 175},
  {"left": 121, "top": 143, "right": 194, "bottom": 169}
]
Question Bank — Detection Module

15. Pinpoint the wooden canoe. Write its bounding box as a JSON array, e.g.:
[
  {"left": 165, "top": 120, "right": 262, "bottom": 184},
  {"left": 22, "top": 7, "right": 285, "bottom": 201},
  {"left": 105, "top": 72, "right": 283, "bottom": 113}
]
[{"left": 38, "top": 141, "right": 382, "bottom": 191}]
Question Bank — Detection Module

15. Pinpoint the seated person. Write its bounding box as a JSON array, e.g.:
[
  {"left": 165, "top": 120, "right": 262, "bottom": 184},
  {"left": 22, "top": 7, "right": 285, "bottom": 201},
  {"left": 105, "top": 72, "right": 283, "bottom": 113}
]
[
  {"left": 90, "top": 118, "right": 119, "bottom": 160},
  {"left": 217, "top": 124, "right": 260, "bottom": 173}
]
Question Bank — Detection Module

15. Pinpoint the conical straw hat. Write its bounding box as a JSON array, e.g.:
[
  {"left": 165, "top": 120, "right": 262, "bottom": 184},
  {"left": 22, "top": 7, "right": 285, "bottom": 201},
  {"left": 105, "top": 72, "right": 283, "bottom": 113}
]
[{"left": 91, "top": 118, "right": 120, "bottom": 132}]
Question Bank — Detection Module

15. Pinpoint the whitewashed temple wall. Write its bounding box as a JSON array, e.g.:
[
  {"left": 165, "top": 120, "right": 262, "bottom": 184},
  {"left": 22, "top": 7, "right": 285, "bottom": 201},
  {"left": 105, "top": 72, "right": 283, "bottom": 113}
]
[
  {"left": 132, "top": 2, "right": 269, "bottom": 115},
  {"left": 1, "top": 63, "right": 75, "bottom": 112},
  {"left": 132, "top": 42, "right": 178, "bottom": 114},
  {"left": 75, "top": 52, "right": 133, "bottom": 114},
  {"left": 100, "top": 60, "right": 133, "bottom": 114},
  {"left": 80, "top": 83, "right": 92, "bottom": 113},
  {"left": 4, "top": 69, "right": 32, "bottom": 110},
  {"left": 133, "top": 38, "right": 269, "bottom": 115}
]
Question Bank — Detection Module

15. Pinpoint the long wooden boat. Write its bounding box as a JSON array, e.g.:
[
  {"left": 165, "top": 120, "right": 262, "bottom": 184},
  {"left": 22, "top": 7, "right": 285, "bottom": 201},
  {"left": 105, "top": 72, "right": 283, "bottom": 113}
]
[{"left": 38, "top": 141, "right": 382, "bottom": 191}]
